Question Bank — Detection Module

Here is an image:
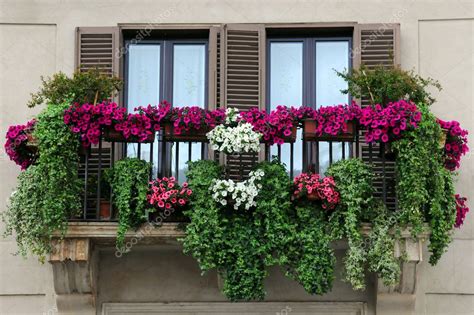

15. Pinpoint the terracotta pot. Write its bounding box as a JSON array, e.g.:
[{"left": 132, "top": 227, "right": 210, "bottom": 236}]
[
  {"left": 303, "top": 119, "right": 356, "bottom": 141},
  {"left": 162, "top": 123, "right": 210, "bottom": 142},
  {"left": 306, "top": 192, "right": 320, "bottom": 201},
  {"left": 99, "top": 200, "right": 112, "bottom": 220},
  {"left": 104, "top": 128, "right": 155, "bottom": 143}
]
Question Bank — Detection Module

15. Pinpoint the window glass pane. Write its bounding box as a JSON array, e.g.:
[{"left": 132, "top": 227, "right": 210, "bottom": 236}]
[
  {"left": 171, "top": 44, "right": 206, "bottom": 180},
  {"left": 269, "top": 42, "right": 303, "bottom": 176},
  {"left": 126, "top": 44, "right": 161, "bottom": 175},
  {"left": 315, "top": 41, "right": 350, "bottom": 175}
]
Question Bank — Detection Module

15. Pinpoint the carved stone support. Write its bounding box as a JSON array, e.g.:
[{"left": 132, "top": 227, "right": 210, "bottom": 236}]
[
  {"left": 49, "top": 238, "right": 97, "bottom": 314},
  {"left": 376, "top": 237, "right": 426, "bottom": 315}
]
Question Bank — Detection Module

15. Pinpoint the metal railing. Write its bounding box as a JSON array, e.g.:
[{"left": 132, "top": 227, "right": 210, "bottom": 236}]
[{"left": 72, "top": 130, "right": 394, "bottom": 222}]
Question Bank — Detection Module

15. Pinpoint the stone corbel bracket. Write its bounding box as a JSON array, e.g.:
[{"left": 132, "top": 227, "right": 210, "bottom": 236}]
[
  {"left": 375, "top": 230, "right": 429, "bottom": 315},
  {"left": 49, "top": 238, "right": 97, "bottom": 314}
]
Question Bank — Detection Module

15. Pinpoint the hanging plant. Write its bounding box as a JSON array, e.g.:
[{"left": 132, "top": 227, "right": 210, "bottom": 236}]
[
  {"left": 3, "top": 102, "right": 81, "bottom": 262},
  {"left": 148, "top": 176, "right": 192, "bottom": 220},
  {"left": 210, "top": 170, "right": 264, "bottom": 210},
  {"left": 436, "top": 118, "right": 469, "bottom": 171},
  {"left": 454, "top": 194, "right": 469, "bottom": 228},
  {"left": 182, "top": 159, "right": 294, "bottom": 301},
  {"left": 207, "top": 122, "right": 261, "bottom": 154},
  {"left": 293, "top": 173, "right": 339, "bottom": 210},
  {"left": 4, "top": 119, "right": 37, "bottom": 169},
  {"left": 105, "top": 158, "right": 151, "bottom": 251},
  {"left": 359, "top": 100, "right": 422, "bottom": 144}
]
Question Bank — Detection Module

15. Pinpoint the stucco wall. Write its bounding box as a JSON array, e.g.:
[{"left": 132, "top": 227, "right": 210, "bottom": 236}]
[{"left": 0, "top": 1, "right": 472, "bottom": 314}]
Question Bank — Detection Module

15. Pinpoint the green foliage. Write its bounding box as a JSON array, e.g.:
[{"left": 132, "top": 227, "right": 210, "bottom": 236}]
[
  {"left": 182, "top": 159, "right": 294, "bottom": 301},
  {"left": 392, "top": 103, "right": 456, "bottom": 264},
  {"left": 285, "top": 203, "right": 335, "bottom": 294},
  {"left": 366, "top": 201, "right": 400, "bottom": 287},
  {"left": 27, "top": 69, "right": 122, "bottom": 108},
  {"left": 337, "top": 65, "right": 441, "bottom": 106},
  {"left": 105, "top": 158, "right": 150, "bottom": 251},
  {"left": 326, "top": 158, "right": 400, "bottom": 289},
  {"left": 3, "top": 102, "right": 81, "bottom": 261}
]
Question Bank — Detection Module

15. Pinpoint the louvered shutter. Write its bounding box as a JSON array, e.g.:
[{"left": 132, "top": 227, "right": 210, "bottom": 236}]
[
  {"left": 75, "top": 27, "right": 120, "bottom": 218},
  {"left": 222, "top": 24, "right": 266, "bottom": 179},
  {"left": 354, "top": 24, "right": 400, "bottom": 210},
  {"left": 75, "top": 27, "right": 120, "bottom": 76}
]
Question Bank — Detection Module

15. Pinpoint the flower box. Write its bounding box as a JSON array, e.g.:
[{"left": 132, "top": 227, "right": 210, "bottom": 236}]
[
  {"left": 162, "top": 123, "right": 210, "bottom": 142},
  {"left": 103, "top": 128, "right": 155, "bottom": 143},
  {"left": 303, "top": 119, "right": 356, "bottom": 141}
]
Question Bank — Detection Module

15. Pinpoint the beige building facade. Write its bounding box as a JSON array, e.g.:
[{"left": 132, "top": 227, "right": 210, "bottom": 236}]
[{"left": 0, "top": 0, "right": 473, "bottom": 314}]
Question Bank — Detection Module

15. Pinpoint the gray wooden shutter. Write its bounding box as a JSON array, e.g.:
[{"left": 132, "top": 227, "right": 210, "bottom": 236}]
[
  {"left": 75, "top": 27, "right": 121, "bottom": 218},
  {"left": 221, "top": 24, "right": 266, "bottom": 179},
  {"left": 75, "top": 27, "right": 120, "bottom": 76},
  {"left": 354, "top": 23, "right": 400, "bottom": 210}
]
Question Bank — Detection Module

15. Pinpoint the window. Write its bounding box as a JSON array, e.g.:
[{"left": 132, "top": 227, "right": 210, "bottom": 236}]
[
  {"left": 267, "top": 37, "right": 351, "bottom": 175},
  {"left": 125, "top": 39, "right": 208, "bottom": 180}
]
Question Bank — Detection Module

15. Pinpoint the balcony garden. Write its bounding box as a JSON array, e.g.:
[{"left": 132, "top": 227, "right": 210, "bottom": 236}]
[{"left": 2, "top": 67, "right": 470, "bottom": 300}]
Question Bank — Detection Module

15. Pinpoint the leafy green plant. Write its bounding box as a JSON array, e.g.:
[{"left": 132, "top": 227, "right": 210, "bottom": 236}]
[
  {"left": 326, "top": 158, "right": 400, "bottom": 289},
  {"left": 182, "top": 159, "right": 294, "bottom": 301},
  {"left": 3, "top": 102, "right": 81, "bottom": 261},
  {"left": 105, "top": 158, "right": 151, "bottom": 251},
  {"left": 392, "top": 104, "right": 456, "bottom": 264},
  {"left": 337, "top": 65, "right": 441, "bottom": 106},
  {"left": 28, "top": 69, "right": 122, "bottom": 108},
  {"left": 284, "top": 203, "right": 335, "bottom": 294}
]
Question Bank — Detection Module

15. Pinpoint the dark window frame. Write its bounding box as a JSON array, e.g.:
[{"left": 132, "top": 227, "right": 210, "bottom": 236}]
[
  {"left": 123, "top": 37, "right": 209, "bottom": 178},
  {"left": 266, "top": 36, "right": 353, "bottom": 174}
]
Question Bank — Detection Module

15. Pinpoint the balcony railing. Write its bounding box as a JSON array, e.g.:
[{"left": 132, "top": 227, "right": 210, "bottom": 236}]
[{"left": 72, "top": 130, "right": 395, "bottom": 222}]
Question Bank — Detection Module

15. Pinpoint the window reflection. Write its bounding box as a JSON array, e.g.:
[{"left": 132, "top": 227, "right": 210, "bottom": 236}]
[
  {"left": 171, "top": 44, "right": 206, "bottom": 181},
  {"left": 269, "top": 42, "right": 303, "bottom": 176},
  {"left": 316, "top": 41, "right": 350, "bottom": 175},
  {"left": 126, "top": 44, "right": 161, "bottom": 176}
]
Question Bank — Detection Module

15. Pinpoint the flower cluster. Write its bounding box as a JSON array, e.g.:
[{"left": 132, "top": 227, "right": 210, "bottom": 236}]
[
  {"left": 313, "top": 103, "right": 361, "bottom": 137},
  {"left": 148, "top": 176, "right": 192, "bottom": 211},
  {"left": 239, "top": 106, "right": 299, "bottom": 145},
  {"left": 169, "top": 106, "right": 226, "bottom": 134},
  {"left": 207, "top": 122, "right": 261, "bottom": 154},
  {"left": 359, "top": 100, "right": 422, "bottom": 143},
  {"left": 210, "top": 170, "right": 264, "bottom": 210},
  {"left": 4, "top": 119, "right": 37, "bottom": 169},
  {"left": 64, "top": 102, "right": 126, "bottom": 146},
  {"left": 437, "top": 119, "right": 469, "bottom": 171},
  {"left": 454, "top": 194, "right": 469, "bottom": 228},
  {"left": 136, "top": 101, "right": 171, "bottom": 132},
  {"left": 114, "top": 113, "right": 153, "bottom": 142},
  {"left": 293, "top": 173, "right": 340, "bottom": 210}
]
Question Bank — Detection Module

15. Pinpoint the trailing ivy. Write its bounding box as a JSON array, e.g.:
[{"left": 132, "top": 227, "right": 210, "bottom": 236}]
[
  {"left": 182, "top": 159, "right": 294, "bottom": 301},
  {"left": 105, "top": 158, "right": 150, "bottom": 251},
  {"left": 284, "top": 203, "right": 335, "bottom": 294},
  {"left": 3, "top": 102, "right": 81, "bottom": 262},
  {"left": 326, "top": 158, "right": 400, "bottom": 290},
  {"left": 392, "top": 103, "right": 456, "bottom": 264}
]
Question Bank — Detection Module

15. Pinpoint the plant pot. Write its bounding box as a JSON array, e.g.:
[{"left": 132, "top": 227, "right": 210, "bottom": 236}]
[
  {"left": 439, "top": 128, "right": 449, "bottom": 149},
  {"left": 99, "top": 200, "right": 112, "bottom": 220},
  {"left": 306, "top": 192, "right": 320, "bottom": 201},
  {"left": 162, "top": 123, "right": 210, "bottom": 142},
  {"left": 303, "top": 119, "right": 356, "bottom": 141},
  {"left": 103, "top": 128, "right": 155, "bottom": 143}
]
